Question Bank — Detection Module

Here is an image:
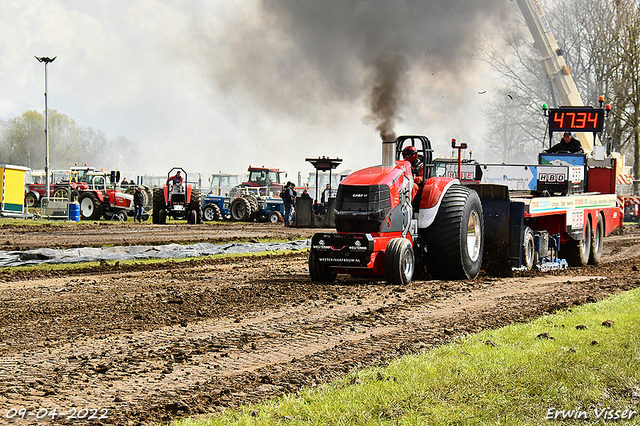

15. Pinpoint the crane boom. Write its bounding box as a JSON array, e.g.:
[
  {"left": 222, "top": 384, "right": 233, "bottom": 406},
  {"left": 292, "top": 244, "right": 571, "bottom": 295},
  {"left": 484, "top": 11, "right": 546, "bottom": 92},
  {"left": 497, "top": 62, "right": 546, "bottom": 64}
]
[{"left": 515, "top": 0, "right": 594, "bottom": 152}]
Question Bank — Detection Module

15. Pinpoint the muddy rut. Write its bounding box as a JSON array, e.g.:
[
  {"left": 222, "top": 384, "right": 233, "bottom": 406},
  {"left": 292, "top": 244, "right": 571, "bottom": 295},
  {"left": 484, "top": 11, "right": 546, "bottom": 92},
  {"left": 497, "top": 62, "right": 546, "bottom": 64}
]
[{"left": 0, "top": 223, "right": 639, "bottom": 425}]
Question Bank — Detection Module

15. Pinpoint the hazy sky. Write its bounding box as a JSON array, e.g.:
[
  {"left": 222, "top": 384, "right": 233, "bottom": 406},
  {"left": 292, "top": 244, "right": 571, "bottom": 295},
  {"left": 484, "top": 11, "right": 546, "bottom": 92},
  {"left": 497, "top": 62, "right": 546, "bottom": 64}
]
[{"left": 0, "top": 0, "right": 514, "bottom": 180}]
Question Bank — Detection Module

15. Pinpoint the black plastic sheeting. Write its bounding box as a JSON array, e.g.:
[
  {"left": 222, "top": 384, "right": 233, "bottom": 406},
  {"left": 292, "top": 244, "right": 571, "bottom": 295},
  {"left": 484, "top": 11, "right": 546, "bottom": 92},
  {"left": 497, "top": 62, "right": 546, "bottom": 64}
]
[{"left": 0, "top": 240, "right": 310, "bottom": 267}]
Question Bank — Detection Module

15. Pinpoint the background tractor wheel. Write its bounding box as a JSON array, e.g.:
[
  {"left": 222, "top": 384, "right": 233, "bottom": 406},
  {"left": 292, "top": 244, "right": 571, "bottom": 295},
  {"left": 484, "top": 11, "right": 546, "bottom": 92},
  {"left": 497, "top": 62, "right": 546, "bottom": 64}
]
[
  {"left": 268, "top": 211, "right": 283, "bottom": 223},
  {"left": 158, "top": 209, "right": 167, "bottom": 224},
  {"left": 243, "top": 194, "right": 259, "bottom": 220},
  {"left": 152, "top": 188, "right": 165, "bottom": 224},
  {"left": 308, "top": 251, "right": 337, "bottom": 283},
  {"left": 202, "top": 203, "right": 222, "bottom": 221},
  {"left": 25, "top": 193, "right": 38, "bottom": 207},
  {"left": 188, "top": 188, "right": 202, "bottom": 224},
  {"left": 561, "top": 218, "right": 592, "bottom": 266},
  {"left": 187, "top": 210, "right": 197, "bottom": 224},
  {"left": 424, "top": 185, "right": 484, "bottom": 280},
  {"left": 78, "top": 192, "right": 104, "bottom": 220},
  {"left": 230, "top": 197, "right": 252, "bottom": 221},
  {"left": 53, "top": 188, "right": 69, "bottom": 199},
  {"left": 126, "top": 186, "right": 150, "bottom": 207}
]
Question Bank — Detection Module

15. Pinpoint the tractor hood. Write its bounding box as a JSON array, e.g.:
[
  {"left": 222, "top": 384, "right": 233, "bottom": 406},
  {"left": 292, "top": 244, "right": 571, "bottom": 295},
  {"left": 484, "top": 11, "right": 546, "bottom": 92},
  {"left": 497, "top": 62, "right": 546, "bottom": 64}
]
[{"left": 339, "top": 162, "right": 411, "bottom": 188}]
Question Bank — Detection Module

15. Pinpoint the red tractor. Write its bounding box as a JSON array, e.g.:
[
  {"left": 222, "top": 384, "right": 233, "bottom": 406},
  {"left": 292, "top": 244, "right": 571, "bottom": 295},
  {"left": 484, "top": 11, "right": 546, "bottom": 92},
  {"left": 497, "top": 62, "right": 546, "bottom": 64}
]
[
  {"left": 229, "top": 166, "right": 285, "bottom": 198},
  {"left": 152, "top": 167, "right": 202, "bottom": 224},
  {"left": 77, "top": 170, "right": 134, "bottom": 220},
  {"left": 309, "top": 135, "right": 484, "bottom": 284}
]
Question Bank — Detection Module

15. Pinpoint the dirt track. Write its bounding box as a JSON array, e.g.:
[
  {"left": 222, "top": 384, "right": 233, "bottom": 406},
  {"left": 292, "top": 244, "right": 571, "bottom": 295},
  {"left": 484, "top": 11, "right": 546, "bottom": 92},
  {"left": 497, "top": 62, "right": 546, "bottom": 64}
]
[{"left": 0, "top": 222, "right": 639, "bottom": 425}]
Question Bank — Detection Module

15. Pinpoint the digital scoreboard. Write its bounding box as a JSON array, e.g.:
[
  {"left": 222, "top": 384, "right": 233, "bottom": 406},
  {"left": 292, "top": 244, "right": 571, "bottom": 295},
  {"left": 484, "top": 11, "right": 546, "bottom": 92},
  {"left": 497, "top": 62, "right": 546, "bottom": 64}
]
[{"left": 548, "top": 107, "right": 605, "bottom": 133}]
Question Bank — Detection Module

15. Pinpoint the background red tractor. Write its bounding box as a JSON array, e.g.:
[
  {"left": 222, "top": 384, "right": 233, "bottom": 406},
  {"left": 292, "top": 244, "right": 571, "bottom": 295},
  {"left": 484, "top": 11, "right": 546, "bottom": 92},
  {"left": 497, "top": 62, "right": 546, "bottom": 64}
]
[
  {"left": 152, "top": 167, "right": 202, "bottom": 224},
  {"left": 78, "top": 170, "right": 134, "bottom": 221}
]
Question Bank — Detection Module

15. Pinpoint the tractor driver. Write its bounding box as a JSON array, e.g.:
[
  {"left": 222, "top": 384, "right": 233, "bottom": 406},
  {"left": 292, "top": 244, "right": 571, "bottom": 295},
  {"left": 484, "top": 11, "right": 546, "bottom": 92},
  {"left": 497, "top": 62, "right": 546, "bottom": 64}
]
[
  {"left": 402, "top": 146, "right": 424, "bottom": 200},
  {"left": 167, "top": 171, "right": 183, "bottom": 190}
]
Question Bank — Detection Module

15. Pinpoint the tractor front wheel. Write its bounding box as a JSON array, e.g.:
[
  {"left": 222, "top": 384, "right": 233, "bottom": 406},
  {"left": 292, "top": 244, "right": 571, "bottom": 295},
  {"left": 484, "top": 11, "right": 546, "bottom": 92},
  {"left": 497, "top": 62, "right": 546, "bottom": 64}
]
[
  {"left": 158, "top": 209, "right": 167, "bottom": 224},
  {"left": 309, "top": 251, "right": 337, "bottom": 283},
  {"left": 268, "top": 211, "right": 283, "bottom": 223},
  {"left": 384, "top": 238, "right": 415, "bottom": 285},
  {"left": 203, "top": 203, "right": 222, "bottom": 221}
]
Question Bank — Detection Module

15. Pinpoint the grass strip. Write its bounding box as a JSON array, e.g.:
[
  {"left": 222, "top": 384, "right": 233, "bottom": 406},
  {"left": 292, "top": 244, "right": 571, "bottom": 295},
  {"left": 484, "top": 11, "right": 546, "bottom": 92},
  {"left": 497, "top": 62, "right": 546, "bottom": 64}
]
[{"left": 172, "top": 288, "right": 640, "bottom": 426}]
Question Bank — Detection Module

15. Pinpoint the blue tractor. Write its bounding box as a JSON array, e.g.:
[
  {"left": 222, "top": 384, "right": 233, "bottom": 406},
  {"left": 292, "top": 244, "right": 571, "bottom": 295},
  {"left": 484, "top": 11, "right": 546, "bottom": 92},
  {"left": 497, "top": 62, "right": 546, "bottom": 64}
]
[{"left": 201, "top": 192, "right": 284, "bottom": 223}]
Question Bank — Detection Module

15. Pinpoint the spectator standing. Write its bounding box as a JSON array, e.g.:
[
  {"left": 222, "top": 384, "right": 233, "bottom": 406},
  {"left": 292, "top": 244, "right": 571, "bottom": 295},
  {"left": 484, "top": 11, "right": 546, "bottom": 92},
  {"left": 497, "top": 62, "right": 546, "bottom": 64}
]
[
  {"left": 280, "top": 181, "right": 296, "bottom": 226},
  {"left": 133, "top": 186, "right": 145, "bottom": 223}
]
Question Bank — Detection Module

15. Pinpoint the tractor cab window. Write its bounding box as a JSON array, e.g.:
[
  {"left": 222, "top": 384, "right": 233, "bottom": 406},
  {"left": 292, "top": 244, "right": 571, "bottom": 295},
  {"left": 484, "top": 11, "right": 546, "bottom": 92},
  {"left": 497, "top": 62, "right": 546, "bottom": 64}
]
[
  {"left": 267, "top": 171, "right": 279, "bottom": 184},
  {"left": 92, "top": 176, "right": 105, "bottom": 190}
]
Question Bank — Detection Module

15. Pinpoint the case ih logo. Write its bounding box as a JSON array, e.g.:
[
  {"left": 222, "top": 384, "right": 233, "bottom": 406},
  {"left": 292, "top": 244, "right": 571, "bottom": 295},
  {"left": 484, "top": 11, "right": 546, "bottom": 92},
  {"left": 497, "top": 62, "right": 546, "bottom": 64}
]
[
  {"left": 352, "top": 193, "right": 368, "bottom": 198},
  {"left": 538, "top": 173, "right": 566, "bottom": 183}
]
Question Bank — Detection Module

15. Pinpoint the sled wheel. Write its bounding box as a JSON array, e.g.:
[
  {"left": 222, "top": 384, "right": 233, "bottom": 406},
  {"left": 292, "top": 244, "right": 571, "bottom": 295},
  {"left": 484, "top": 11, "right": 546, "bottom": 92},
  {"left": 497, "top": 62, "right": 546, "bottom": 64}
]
[
  {"left": 384, "top": 238, "right": 415, "bottom": 285},
  {"left": 309, "top": 251, "right": 337, "bottom": 283},
  {"left": 588, "top": 214, "right": 604, "bottom": 265},
  {"left": 424, "top": 185, "right": 484, "bottom": 279},
  {"left": 78, "top": 192, "right": 104, "bottom": 220},
  {"left": 522, "top": 227, "right": 536, "bottom": 270},
  {"left": 268, "top": 211, "right": 283, "bottom": 223},
  {"left": 562, "top": 218, "right": 592, "bottom": 267}
]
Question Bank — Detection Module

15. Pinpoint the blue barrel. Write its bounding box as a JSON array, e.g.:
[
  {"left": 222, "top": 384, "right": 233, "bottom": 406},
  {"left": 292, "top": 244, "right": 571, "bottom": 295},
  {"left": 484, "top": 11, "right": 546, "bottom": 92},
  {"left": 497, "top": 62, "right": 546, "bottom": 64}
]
[{"left": 68, "top": 202, "right": 80, "bottom": 222}]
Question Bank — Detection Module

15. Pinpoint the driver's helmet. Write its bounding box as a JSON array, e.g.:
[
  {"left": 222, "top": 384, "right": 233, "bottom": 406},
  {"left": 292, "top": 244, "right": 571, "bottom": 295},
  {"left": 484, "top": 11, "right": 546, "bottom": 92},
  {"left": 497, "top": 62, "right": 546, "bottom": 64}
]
[{"left": 402, "top": 146, "right": 419, "bottom": 163}]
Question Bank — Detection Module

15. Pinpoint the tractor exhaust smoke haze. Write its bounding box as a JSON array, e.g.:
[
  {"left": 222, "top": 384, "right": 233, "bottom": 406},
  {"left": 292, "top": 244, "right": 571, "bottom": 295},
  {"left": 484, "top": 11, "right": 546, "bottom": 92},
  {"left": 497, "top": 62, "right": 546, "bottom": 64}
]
[
  {"left": 186, "top": 0, "right": 508, "bottom": 169},
  {"left": 367, "top": 53, "right": 408, "bottom": 143}
]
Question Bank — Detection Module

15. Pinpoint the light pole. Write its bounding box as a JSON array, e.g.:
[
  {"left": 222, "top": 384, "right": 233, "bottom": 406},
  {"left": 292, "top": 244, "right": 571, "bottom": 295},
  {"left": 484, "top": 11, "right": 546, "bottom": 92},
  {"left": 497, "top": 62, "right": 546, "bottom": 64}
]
[{"left": 34, "top": 55, "right": 56, "bottom": 199}]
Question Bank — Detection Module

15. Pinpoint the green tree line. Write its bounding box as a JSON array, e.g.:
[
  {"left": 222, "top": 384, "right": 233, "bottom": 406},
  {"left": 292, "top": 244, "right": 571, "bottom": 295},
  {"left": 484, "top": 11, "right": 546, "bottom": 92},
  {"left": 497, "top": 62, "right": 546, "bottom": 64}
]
[{"left": 0, "top": 109, "right": 139, "bottom": 171}]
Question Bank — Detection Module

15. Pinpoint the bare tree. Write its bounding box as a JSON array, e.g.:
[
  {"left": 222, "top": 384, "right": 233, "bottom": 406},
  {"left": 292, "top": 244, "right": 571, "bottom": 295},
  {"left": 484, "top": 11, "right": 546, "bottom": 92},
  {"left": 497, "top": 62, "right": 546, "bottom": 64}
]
[{"left": 480, "top": 0, "right": 639, "bottom": 176}]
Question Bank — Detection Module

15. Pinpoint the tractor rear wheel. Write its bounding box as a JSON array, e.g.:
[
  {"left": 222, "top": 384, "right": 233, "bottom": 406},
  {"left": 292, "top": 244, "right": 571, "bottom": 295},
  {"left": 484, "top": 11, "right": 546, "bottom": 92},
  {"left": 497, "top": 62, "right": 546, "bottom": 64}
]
[
  {"left": 384, "top": 238, "right": 415, "bottom": 285},
  {"left": 562, "top": 218, "right": 592, "bottom": 266},
  {"left": 309, "top": 251, "right": 337, "bottom": 283},
  {"left": 424, "top": 185, "right": 484, "bottom": 279},
  {"left": 230, "top": 197, "right": 252, "bottom": 221},
  {"left": 152, "top": 188, "right": 165, "bottom": 224},
  {"left": 78, "top": 192, "right": 104, "bottom": 220},
  {"left": 25, "top": 193, "right": 38, "bottom": 207},
  {"left": 589, "top": 214, "right": 604, "bottom": 265},
  {"left": 188, "top": 188, "right": 202, "bottom": 224},
  {"left": 203, "top": 203, "right": 222, "bottom": 221},
  {"left": 243, "top": 194, "right": 259, "bottom": 220}
]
